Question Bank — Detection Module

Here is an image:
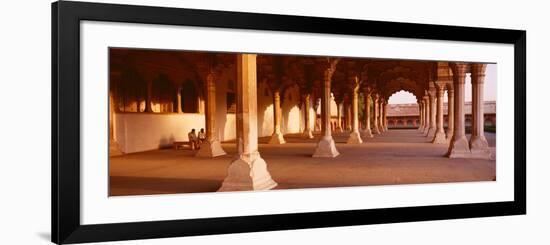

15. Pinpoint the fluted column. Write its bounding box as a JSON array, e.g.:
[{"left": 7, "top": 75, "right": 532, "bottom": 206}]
[
  {"left": 447, "top": 63, "right": 470, "bottom": 158},
  {"left": 446, "top": 86, "right": 454, "bottom": 140},
  {"left": 196, "top": 70, "right": 227, "bottom": 157},
  {"left": 175, "top": 84, "right": 183, "bottom": 113},
  {"left": 303, "top": 93, "right": 314, "bottom": 139},
  {"left": 345, "top": 98, "right": 352, "bottom": 131},
  {"left": 268, "top": 90, "right": 286, "bottom": 144},
  {"left": 347, "top": 79, "right": 363, "bottom": 144},
  {"left": 383, "top": 100, "right": 388, "bottom": 131},
  {"left": 373, "top": 94, "right": 381, "bottom": 134},
  {"left": 422, "top": 95, "right": 430, "bottom": 134},
  {"left": 313, "top": 64, "right": 340, "bottom": 157},
  {"left": 425, "top": 88, "right": 436, "bottom": 138},
  {"left": 418, "top": 100, "right": 424, "bottom": 131},
  {"left": 362, "top": 91, "right": 373, "bottom": 137},
  {"left": 432, "top": 83, "right": 446, "bottom": 143},
  {"left": 219, "top": 54, "right": 277, "bottom": 191},
  {"left": 470, "top": 64, "right": 491, "bottom": 158},
  {"left": 336, "top": 102, "right": 343, "bottom": 132},
  {"left": 377, "top": 99, "right": 385, "bottom": 133}
]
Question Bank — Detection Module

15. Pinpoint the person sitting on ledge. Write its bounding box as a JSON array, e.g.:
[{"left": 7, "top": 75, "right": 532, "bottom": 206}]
[
  {"left": 198, "top": 128, "right": 206, "bottom": 145},
  {"left": 188, "top": 129, "right": 199, "bottom": 150}
]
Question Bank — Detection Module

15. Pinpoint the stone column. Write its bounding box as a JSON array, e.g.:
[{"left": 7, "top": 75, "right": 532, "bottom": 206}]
[
  {"left": 426, "top": 88, "right": 437, "bottom": 138},
  {"left": 470, "top": 64, "right": 491, "bottom": 158},
  {"left": 362, "top": 91, "right": 373, "bottom": 137},
  {"left": 145, "top": 80, "right": 153, "bottom": 112},
  {"left": 424, "top": 95, "right": 431, "bottom": 134},
  {"left": 219, "top": 54, "right": 277, "bottom": 191},
  {"left": 372, "top": 94, "right": 381, "bottom": 134},
  {"left": 196, "top": 71, "right": 227, "bottom": 157},
  {"left": 313, "top": 65, "right": 340, "bottom": 158},
  {"left": 303, "top": 93, "right": 314, "bottom": 139},
  {"left": 447, "top": 63, "right": 471, "bottom": 158},
  {"left": 347, "top": 79, "right": 363, "bottom": 144},
  {"left": 446, "top": 86, "right": 454, "bottom": 140},
  {"left": 344, "top": 97, "right": 352, "bottom": 131},
  {"left": 418, "top": 100, "right": 424, "bottom": 132},
  {"left": 268, "top": 90, "right": 286, "bottom": 144},
  {"left": 432, "top": 84, "right": 446, "bottom": 143},
  {"left": 336, "top": 102, "right": 343, "bottom": 132},
  {"left": 383, "top": 100, "right": 388, "bottom": 131},
  {"left": 176, "top": 84, "right": 183, "bottom": 113},
  {"left": 378, "top": 99, "right": 385, "bottom": 133}
]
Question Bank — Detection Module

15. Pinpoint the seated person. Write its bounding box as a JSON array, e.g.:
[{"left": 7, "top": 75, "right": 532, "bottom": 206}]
[
  {"left": 198, "top": 128, "right": 206, "bottom": 144},
  {"left": 188, "top": 129, "right": 199, "bottom": 150}
]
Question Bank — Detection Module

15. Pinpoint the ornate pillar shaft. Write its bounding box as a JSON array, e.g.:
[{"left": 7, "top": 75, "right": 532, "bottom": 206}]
[
  {"left": 447, "top": 63, "right": 470, "bottom": 158},
  {"left": 363, "top": 92, "right": 373, "bottom": 137},
  {"left": 432, "top": 84, "right": 446, "bottom": 143},
  {"left": 373, "top": 94, "right": 381, "bottom": 134},
  {"left": 176, "top": 85, "right": 183, "bottom": 113},
  {"left": 219, "top": 54, "right": 277, "bottom": 191},
  {"left": 196, "top": 71, "right": 227, "bottom": 157},
  {"left": 470, "top": 64, "right": 491, "bottom": 158},
  {"left": 347, "top": 80, "right": 362, "bottom": 144},
  {"left": 313, "top": 65, "right": 340, "bottom": 157},
  {"left": 446, "top": 88, "right": 454, "bottom": 139},
  {"left": 269, "top": 90, "right": 285, "bottom": 144},
  {"left": 419, "top": 102, "right": 424, "bottom": 130},
  {"left": 336, "top": 102, "right": 343, "bottom": 132},
  {"left": 426, "top": 89, "right": 437, "bottom": 138},
  {"left": 303, "top": 93, "right": 314, "bottom": 139},
  {"left": 422, "top": 96, "right": 430, "bottom": 134}
]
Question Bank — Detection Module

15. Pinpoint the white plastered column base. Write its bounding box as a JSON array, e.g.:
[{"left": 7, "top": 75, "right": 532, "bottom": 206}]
[
  {"left": 268, "top": 132, "right": 286, "bottom": 144},
  {"left": 447, "top": 136, "right": 471, "bottom": 158},
  {"left": 218, "top": 152, "right": 277, "bottom": 191},
  {"left": 313, "top": 136, "right": 340, "bottom": 158},
  {"left": 470, "top": 136, "right": 493, "bottom": 159},
  {"left": 362, "top": 128, "right": 373, "bottom": 138},
  {"left": 195, "top": 140, "right": 226, "bottom": 157},
  {"left": 347, "top": 131, "right": 363, "bottom": 144},
  {"left": 432, "top": 131, "right": 447, "bottom": 144}
]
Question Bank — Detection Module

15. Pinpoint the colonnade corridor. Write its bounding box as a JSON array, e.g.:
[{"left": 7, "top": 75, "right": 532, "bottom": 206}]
[{"left": 109, "top": 129, "right": 496, "bottom": 196}]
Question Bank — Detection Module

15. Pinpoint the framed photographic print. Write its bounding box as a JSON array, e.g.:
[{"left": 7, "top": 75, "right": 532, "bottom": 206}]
[{"left": 52, "top": 1, "right": 526, "bottom": 244}]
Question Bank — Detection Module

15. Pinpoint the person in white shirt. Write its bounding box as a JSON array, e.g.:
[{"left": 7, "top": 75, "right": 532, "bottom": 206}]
[
  {"left": 188, "top": 129, "right": 199, "bottom": 150},
  {"left": 198, "top": 128, "right": 206, "bottom": 145}
]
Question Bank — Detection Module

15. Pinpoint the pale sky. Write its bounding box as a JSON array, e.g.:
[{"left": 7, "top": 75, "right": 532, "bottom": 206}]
[{"left": 388, "top": 64, "right": 497, "bottom": 104}]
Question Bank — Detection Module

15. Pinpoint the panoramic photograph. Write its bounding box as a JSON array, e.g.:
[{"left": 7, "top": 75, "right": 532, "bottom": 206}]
[{"left": 108, "top": 48, "right": 496, "bottom": 196}]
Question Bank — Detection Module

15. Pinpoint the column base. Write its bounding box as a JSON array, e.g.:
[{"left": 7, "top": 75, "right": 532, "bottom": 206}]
[
  {"left": 196, "top": 140, "right": 227, "bottom": 157},
  {"left": 373, "top": 127, "right": 381, "bottom": 134},
  {"left": 422, "top": 126, "right": 430, "bottom": 135},
  {"left": 109, "top": 139, "right": 124, "bottom": 157},
  {"left": 336, "top": 127, "right": 343, "bottom": 133},
  {"left": 432, "top": 130, "right": 447, "bottom": 144},
  {"left": 470, "top": 136, "right": 492, "bottom": 159},
  {"left": 347, "top": 131, "right": 363, "bottom": 144},
  {"left": 303, "top": 129, "right": 314, "bottom": 139},
  {"left": 313, "top": 136, "right": 340, "bottom": 158},
  {"left": 446, "top": 129, "right": 454, "bottom": 140},
  {"left": 361, "top": 128, "right": 373, "bottom": 138},
  {"left": 268, "top": 132, "right": 286, "bottom": 144},
  {"left": 218, "top": 152, "right": 277, "bottom": 192},
  {"left": 426, "top": 127, "right": 436, "bottom": 138},
  {"left": 447, "top": 136, "right": 471, "bottom": 158}
]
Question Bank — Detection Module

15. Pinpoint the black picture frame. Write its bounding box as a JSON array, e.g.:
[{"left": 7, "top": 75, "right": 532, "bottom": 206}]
[{"left": 52, "top": 1, "right": 526, "bottom": 244}]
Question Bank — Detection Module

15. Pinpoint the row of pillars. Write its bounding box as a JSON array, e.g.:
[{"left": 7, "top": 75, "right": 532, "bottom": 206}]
[{"left": 418, "top": 63, "right": 491, "bottom": 159}]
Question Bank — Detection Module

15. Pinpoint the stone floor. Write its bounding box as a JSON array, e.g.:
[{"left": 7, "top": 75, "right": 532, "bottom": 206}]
[{"left": 109, "top": 129, "right": 496, "bottom": 196}]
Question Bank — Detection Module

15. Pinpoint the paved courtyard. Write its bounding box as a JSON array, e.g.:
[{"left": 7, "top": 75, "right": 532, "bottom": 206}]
[{"left": 109, "top": 129, "right": 496, "bottom": 196}]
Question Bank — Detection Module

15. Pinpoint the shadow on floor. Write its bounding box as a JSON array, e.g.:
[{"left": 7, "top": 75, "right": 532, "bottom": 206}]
[{"left": 110, "top": 176, "right": 223, "bottom": 196}]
